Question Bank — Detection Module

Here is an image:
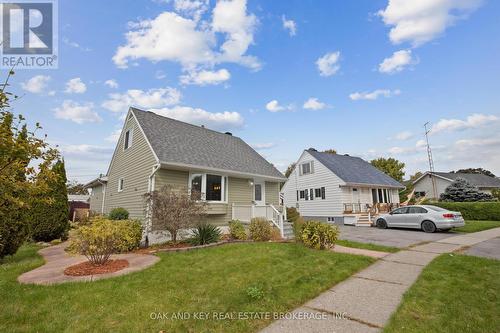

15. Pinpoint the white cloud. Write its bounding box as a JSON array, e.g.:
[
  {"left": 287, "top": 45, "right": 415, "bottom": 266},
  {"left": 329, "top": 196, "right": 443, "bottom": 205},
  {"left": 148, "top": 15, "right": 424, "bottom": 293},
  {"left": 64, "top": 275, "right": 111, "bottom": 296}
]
[
  {"left": 316, "top": 51, "right": 341, "bottom": 77},
  {"left": 282, "top": 15, "right": 297, "bottom": 36},
  {"left": 150, "top": 105, "right": 244, "bottom": 130},
  {"left": 53, "top": 100, "right": 102, "bottom": 124},
  {"left": 62, "top": 38, "right": 92, "bottom": 52},
  {"left": 431, "top": 113, "right": 499, "bottom": 134},
  {"left": 265, "top": 100, "right": 293, "bottom": 112},
  {"left": 395, "top": 131, "right": 414, "bottom": 140},
  {"left": 60, "top": 144, "right": 114, "bottom": 157},
  {"left": 20, "top": 75, "right": 50, "bottom": 94},
  {"left": 104, "top": 79, "right": 119, "bottom": 89},
  {"left": 173, "top": 0, "right": 209, "bottom": 21},
  {"left": 102, "top": 87, "right": 181, "bottom": 113},
  {"left": 251, "top": 142, "right": 276, "bottom": 150},
  {"left": 378, "top": 0, "right": 482, "bottom": 47},
  {"left": 180, "top": 68, "right": 230, "bottom": 85},
  {"left": 379, "top": 49, "right": 416, "bottom": 74},
  {"left": 65, "top": 78, "right": 87, "bottom": 94},
  {"left": 349, "top": 89, "right": 401, "bottom": 101},
  {"left": 303, "top": 97, "right": 326, "bottom": 110},
  {"left": 155, "top": 70, "right": 167, "bottom": 79},
  {"left": 106, "top": 129, "right": 122, "bottom": 143},
  {"left": 113, "top": 0, "right": 259, "bottom": 72}
]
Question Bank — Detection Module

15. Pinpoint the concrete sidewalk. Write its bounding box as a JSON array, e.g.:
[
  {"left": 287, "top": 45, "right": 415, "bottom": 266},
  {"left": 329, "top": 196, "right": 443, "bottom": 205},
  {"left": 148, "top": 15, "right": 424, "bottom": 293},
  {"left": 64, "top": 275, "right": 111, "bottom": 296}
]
[{"left": 261, "top": 227, "right": 500, "bottom": 333}]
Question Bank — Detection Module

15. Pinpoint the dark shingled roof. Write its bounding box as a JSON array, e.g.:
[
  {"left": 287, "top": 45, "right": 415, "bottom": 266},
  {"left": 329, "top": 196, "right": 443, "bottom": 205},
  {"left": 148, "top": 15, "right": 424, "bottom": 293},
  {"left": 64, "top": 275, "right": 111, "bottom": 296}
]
[
  {"left": 431, "top": 172, "right": 500, "bottom": 188},
  {"left": 307, "top": 149, "right": 404, "bottom": 188},
  {"left": 132, "top": 108, "right": 285, "bottom": 180}
]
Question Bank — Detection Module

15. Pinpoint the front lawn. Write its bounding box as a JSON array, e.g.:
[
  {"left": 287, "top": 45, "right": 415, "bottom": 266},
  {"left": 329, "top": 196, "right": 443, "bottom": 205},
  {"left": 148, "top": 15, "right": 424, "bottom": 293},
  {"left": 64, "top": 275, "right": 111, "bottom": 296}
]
[
  {"left": 454, "top": 220, "right": 500, "bottom": 233},
  {"left": 336, "top": 239, "right": 400, "bottom": 253},
  {"left": 0, "top": 242, "right": 374, "bottom": 333},
  {"left": 384, "top": 254, "right": 500, "bottom": 333}
]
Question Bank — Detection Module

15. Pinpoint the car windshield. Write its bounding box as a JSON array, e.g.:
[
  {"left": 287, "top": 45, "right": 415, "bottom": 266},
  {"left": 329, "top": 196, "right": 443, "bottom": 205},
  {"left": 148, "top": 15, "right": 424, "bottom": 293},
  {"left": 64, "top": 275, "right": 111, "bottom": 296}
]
[{"left": 424, "top": 205, "right": 447, "bottom": 212}]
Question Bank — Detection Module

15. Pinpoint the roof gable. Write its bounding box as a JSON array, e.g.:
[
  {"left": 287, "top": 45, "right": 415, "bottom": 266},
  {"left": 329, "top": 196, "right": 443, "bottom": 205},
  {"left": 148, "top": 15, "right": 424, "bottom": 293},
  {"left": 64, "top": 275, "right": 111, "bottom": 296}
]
[
  {"left": 420, "top": 172, "right": 500, "bottom": 188},
  {"left": 306, "top": 149, "right": 404, "bottom": 188},
  {"left": 131, "top": 108, "right": 285, "bottom": 180}
]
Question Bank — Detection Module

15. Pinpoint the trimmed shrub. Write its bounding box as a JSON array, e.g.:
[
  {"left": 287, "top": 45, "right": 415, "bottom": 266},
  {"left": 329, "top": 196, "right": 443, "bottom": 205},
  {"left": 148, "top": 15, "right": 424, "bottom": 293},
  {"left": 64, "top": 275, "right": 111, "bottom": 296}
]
[
  {"left": 69, "top": 217, "right": 142, "bottom": 265},
  {"left": 270, "top": 226, "right": 282, "bottom": 241},
  {"left": 425, "top": 201, "right": 500, "bottom": 221},
  {"left": 108, "top": 207, "right": 129, "bottom": 220},
  {"left": 249, "top": 217, "right": 271, "bottom": 241},
  {"left": 228, "top": 220, "right": 247, "bottom": 240},
  {"left": 286, "top": 207, "right": 300, "bottom": 222},
  {"left": 190, "top": 224, "right": 221, "bottom": 245},
  {"left": 301, "top": 221, "right": 339, "bottom": 250}
]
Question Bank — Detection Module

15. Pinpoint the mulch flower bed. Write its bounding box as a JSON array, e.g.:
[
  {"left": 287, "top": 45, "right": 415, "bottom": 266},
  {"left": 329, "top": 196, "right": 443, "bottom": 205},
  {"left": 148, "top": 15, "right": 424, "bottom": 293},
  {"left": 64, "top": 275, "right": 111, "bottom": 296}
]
[{"left": 64, "top": 259, "right": 129, "bottom": 276}]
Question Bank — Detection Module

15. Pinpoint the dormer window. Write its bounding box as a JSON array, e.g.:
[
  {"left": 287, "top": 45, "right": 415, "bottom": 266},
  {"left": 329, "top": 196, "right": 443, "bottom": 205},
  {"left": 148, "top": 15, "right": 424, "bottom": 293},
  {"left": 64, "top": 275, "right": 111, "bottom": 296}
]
[
  {"left": 300, "top": 161, "right": 313, "bottom": 175},
  {"left": 124, "top": 129, "right": 132, "bottom": 150}
]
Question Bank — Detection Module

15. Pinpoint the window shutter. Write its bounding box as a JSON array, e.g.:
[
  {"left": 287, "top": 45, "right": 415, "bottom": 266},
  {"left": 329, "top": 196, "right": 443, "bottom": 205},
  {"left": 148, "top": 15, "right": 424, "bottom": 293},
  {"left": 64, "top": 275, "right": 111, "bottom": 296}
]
[
  {"left": 321, "top": 187, "right": 325, "bottom": 199},
  {"left": 296, "top": 190, "right": 299, "bottom": 201},
  {"left": 310, "top": 189, "right": 314, "bottom": 200}
]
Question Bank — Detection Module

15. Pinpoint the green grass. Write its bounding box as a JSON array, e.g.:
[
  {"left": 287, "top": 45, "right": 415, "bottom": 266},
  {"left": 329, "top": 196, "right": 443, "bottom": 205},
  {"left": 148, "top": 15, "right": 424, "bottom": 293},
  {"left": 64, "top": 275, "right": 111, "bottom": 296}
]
[
  {"left": 384, "top": 254, "right": 500, "bottom": 333},
  {"left": 454, "top": 220, "right": 500, "bottom": 233},
  {"left": 336, "top": 239, "right": 400, "bottom": 253},
  {"left": 0, "top": 242, "right": 374, "bottom": 333}
]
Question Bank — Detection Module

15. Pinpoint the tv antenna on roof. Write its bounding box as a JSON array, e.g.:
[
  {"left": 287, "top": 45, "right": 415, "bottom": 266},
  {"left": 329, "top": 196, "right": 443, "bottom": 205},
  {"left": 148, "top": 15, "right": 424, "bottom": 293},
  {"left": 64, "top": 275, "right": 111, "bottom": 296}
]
[{"left": 424, "top": 122, "right": 438, "bottom": 199}]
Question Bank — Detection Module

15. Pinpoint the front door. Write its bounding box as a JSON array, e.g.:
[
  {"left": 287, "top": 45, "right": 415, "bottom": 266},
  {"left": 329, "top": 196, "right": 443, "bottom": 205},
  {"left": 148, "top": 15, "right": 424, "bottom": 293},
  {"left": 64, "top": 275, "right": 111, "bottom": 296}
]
[{"left": 254, "top": 181, "right": 265, "bottom": 206}]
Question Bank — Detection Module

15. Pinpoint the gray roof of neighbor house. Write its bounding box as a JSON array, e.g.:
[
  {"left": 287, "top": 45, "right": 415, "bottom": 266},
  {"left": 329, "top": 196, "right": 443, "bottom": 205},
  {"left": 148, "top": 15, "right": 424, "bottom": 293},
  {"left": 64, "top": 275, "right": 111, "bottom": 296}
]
[
  {"left": 132, "top": 108, "right": 286, "bottom": 180},
  {"left": 419, "top": 172, "right": 500, "bottom": 188},
  {"left": 306, "top": 149, "right": 405, "bottom": 188}
]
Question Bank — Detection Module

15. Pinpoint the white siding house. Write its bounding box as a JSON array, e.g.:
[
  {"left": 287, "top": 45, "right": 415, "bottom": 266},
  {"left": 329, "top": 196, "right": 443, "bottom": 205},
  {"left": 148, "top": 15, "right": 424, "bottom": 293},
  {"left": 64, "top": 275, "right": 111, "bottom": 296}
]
[{"left": 282, "top": 149, "right": 404, "bottom": 225}]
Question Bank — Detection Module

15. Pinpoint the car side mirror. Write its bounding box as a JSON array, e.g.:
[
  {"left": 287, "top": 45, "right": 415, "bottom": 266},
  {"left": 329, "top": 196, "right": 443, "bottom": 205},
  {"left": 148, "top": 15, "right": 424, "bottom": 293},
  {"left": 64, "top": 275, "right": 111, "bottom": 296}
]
[{"left": 389, "top": 211, "right": 394, "bottom": 215}]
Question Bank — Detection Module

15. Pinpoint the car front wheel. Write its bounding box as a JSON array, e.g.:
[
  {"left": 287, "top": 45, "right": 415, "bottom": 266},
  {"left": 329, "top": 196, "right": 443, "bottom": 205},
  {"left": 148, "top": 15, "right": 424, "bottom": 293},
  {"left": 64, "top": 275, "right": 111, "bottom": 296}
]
[
  {"left": 376, "top": 219, "right": 387, "bottom": 229},
  {"left": 421, "top": 220, "right": 436, "bottom": 233}
]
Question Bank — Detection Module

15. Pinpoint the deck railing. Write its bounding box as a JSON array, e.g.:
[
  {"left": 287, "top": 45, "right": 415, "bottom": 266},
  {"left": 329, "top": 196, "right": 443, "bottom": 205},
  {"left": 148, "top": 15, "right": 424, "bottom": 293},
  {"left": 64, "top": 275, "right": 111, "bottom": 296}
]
[
  {"left": 343, "top": 202, "right": 400, "bottom": 214},
  {"left": 232, "top": 203, "right": 285, "bottom": 237}
]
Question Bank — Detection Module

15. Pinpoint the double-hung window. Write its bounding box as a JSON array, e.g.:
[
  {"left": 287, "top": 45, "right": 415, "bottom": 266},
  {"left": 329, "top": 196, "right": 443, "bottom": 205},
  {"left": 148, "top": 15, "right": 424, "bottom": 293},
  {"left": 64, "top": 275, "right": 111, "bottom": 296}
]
[
  {"left": 300, "top": 161, "right": 313, "bottom": 175},
  {"left": 189, "top": 173, "right": 227, "bottom": 202},
  {"left": 118, "top": 178, "right": 124, "bottom": 192},
  {"left": 124, "top": 129, "right": 132, "bottom": 150}
]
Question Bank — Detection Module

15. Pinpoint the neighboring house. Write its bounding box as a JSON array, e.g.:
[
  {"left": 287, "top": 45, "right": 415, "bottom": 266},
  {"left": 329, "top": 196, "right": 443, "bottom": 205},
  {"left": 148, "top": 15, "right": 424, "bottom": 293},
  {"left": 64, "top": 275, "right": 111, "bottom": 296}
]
[
  {"left": 281, "top": 149, "right": 405, "bottom": 226},
  {"left": 85, "top": 108, "right": 287, "bottom": 243},
  {"left": 413, "top": 172, "right": 500, "bottom": 199}
]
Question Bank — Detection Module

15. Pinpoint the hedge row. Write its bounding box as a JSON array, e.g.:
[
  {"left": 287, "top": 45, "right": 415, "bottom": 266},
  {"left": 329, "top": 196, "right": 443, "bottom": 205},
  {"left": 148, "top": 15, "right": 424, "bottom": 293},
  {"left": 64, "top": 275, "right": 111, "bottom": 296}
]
[{"left": 425, "top": 201, "right": 500, "bottom": 221}]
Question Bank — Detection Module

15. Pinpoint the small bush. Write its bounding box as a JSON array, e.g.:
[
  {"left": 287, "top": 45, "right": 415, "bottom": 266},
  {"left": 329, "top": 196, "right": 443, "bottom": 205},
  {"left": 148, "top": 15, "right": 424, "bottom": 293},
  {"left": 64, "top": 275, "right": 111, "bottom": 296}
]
[
  {"left": 190, "top": 224, "right": 221, "bottom": 245},
  {"left": 69, "top": 217, "right": 142, "bottom": 265},
  {"left": 246, "top": 286, "right": 265, "bottom": 300},
  {"left": 424, "top": 201, "right": 500, "bottom": 221},
  {"left": 228, "top": 220, "right": 247, "bottom": 240},
  {"left": 249, "top": 217, "right": 271, "bottom": 241},
  {"left": 270, "top": 226, "right": 282, "bottom": 241},
  {"left": 286, "top": 207, "right": 300, "bottom": 222},
  {"left": 301, "top": 221, "right": 339, "bottom": 250},
  {"left": 108, "top": 207, "right": 129, "bottom": 220}
]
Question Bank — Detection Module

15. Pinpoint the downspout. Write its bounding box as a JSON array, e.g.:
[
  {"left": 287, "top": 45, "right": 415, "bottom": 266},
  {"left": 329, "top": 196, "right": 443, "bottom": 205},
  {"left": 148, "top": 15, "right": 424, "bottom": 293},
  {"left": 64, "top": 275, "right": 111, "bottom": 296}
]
[
  {"left": 98, "top": 179, "right": 106, "bottom": 215},
  {"left": 145, "top": 163, "right": 161, "bottom": 246}
]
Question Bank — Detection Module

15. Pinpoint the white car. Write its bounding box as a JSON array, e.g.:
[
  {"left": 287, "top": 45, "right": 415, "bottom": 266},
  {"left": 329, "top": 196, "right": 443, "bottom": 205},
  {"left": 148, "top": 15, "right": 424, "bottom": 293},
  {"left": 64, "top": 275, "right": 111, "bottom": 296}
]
[{"left": 375, "top": 205, "right": 465, "bottom": 233}]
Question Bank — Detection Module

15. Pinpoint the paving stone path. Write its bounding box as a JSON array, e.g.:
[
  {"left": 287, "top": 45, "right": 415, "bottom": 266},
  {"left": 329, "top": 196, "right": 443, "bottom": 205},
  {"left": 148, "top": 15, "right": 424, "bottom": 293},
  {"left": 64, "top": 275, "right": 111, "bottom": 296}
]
[
  {"left": 262, "top": 227, "right": 500, "bottom": 333},
  {"left": 18, "top": 243, "right": 160, "bottom": 285}
]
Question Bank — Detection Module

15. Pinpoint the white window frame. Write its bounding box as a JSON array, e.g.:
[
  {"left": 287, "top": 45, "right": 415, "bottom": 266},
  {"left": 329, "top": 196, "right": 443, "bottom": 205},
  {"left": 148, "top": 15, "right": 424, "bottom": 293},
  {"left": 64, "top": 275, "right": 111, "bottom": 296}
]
[
  {"left": 188, "top": 173, "right": 227, "bottom": 203},
  {"left": 300, "top": 161, "right": 313, "bottom": 175},
  {"left": 118, "top": 178, "right": 124, "bottom": 192},
  {"left": 123, "top": 128, "right": 133, "bottom": 150}
]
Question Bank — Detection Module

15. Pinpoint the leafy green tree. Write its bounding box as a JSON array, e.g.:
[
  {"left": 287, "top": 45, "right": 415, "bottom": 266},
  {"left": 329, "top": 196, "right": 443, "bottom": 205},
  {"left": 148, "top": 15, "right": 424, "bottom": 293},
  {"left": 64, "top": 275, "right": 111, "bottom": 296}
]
[
  {"left": 284, "top": 162, "right": 296, "bottom": 178},
  {"left": 30, "top": 160, "right": 70, "bottom": 241},
  {"left": 452, "top": 168, "right": 496, "bottom": 178},
  {"left": 440, "top": 178, "right": 494, "bottom": 202},
  {"left": 322, "top": 149, "right": 337, "bottom": 154},
  {"left": 67, "top": 180, "right": 88, "bottom": 195},
  {"left": 370, "top": 157, "right": 405, "bottom": 182},
  {"left": 0, "top": 71, "right": 60, "bottom": 258}
]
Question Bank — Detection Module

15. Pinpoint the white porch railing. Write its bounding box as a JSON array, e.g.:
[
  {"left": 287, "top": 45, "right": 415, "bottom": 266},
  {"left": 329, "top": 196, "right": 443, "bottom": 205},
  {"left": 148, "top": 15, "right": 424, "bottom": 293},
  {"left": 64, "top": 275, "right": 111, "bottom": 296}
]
[{"left": 232, "top": 203, "right": 285, "bottom": 237}]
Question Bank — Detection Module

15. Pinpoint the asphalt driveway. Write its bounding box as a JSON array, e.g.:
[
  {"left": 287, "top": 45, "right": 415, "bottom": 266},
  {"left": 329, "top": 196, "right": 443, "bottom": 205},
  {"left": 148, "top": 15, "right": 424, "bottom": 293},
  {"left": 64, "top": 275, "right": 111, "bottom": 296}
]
[{"left": 338, "top": 225, "right": 454, "bottom": 248}]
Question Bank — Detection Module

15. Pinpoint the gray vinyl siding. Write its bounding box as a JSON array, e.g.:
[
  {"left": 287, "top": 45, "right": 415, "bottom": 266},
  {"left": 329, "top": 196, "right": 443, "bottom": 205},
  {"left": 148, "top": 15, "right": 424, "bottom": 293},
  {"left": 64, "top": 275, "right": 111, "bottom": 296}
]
[
  {"left": 104, "top": 115, "right": 157, "bottom": 219},
  {"left": 89, "top": 184, "right": 104, "bottom": 214},
  {"left": 153, "top": 170, "right": 279, "bottom": 227},
  {"left": 265, "top": 181, "right": 280, "bottom": 206}
]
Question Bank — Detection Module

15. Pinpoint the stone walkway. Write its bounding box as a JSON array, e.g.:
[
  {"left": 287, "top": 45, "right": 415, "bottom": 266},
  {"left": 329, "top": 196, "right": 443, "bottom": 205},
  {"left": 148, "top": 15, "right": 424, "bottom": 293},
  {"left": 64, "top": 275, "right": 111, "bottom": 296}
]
[
  {"left": 18, "top": 243, "right": 160, "bottom": 285},
  {"left": 262, "top": 227, "right": 500, "bottom": 333}
]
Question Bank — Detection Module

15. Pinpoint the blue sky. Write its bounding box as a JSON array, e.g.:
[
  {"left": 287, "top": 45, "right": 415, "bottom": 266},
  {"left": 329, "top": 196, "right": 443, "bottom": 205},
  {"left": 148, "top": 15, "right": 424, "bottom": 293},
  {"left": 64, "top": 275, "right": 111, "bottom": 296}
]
[{"left": 9, "top": 0, "right": 500, "bottom": 182}]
